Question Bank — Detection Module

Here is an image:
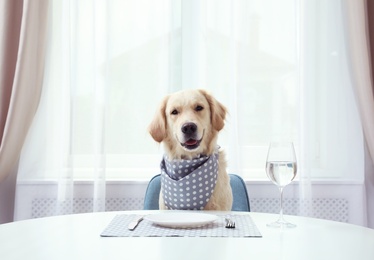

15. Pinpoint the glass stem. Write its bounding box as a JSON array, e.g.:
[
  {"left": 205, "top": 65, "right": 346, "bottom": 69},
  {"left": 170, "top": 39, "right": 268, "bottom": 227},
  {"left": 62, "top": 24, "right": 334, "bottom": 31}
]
[{"left": 279, "top": 187, "right": 284, "bottom": 221}]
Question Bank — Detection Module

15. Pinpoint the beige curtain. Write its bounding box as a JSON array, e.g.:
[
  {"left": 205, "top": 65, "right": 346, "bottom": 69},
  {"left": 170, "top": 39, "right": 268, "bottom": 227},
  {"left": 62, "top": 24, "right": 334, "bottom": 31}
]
[
  {"left": 344, "top": 0, "right": 374, "bottom": 227},
  {"left": 0, "top": 0, "right": 49, "bottom": 222},
  {"left": 369, "top": 2, "right": 374, "bottom": 81},
  {"left": 365, "top": 0, "right": 374, "bottom": 229}
]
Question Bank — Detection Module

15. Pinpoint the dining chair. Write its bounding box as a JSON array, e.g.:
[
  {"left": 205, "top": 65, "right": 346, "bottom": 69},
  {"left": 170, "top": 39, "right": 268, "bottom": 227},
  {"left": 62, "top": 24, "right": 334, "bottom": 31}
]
[{"left": 143, "top": 174, "right": 250, "bottom": 211}]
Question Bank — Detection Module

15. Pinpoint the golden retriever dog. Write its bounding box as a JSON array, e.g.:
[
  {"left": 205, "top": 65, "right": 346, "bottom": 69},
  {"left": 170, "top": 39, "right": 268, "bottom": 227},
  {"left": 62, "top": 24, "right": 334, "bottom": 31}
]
[{"left": 148, "top": 89, "right": 233, "bottom": 211}]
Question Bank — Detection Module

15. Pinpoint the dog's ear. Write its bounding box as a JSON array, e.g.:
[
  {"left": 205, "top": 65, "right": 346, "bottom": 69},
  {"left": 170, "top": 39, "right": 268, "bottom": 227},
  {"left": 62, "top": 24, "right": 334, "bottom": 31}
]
[
  {"left": 199, "top": 89, "right": 227, "bottom": 131},
  {"left": 148, "top": 96, "right": 169, "bottom": 142}
]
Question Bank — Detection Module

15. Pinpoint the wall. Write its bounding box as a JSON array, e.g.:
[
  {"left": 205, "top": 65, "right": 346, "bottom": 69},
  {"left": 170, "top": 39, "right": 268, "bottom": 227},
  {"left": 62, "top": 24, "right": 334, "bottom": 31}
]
[{"left": 15, "top": 180, "right": 367, "bottom": 226}]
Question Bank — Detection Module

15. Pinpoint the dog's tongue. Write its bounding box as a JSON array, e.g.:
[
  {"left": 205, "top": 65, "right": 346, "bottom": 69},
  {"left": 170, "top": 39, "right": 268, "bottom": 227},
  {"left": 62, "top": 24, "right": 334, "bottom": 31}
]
[{"left": 185, "top": 139, "right": 197, "bottom": 146}]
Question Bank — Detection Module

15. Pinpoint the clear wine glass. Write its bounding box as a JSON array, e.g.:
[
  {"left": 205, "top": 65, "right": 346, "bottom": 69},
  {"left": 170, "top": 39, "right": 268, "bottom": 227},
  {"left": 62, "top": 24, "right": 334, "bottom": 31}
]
[{"left": 265, "top": 142, "right": 297, "bottom": 228}]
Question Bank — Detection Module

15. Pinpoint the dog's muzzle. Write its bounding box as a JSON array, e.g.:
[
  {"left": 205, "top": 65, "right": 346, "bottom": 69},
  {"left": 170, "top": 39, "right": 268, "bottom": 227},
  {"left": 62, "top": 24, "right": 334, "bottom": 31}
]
[{"left": 180, "top": 123, "right": 203, "bottom": 150}]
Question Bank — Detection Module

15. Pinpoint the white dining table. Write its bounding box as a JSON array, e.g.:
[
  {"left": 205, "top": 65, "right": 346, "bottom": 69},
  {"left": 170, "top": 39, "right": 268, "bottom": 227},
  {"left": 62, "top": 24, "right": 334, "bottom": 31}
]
[{"left": 0, "top": 210, "right": 373, "bottom": 260}]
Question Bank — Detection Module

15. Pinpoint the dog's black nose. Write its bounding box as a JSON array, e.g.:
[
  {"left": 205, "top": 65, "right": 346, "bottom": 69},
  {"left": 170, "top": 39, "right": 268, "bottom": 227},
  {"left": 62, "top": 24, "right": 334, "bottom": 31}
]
[{"left": 182, "top": 123, "right": 197, "bottom": 135}]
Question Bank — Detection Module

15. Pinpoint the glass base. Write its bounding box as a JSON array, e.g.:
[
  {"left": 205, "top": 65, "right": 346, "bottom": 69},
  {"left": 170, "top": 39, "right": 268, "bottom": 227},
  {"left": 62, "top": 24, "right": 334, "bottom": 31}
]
[{"left": 267, "top": 219, "right": 296, "bottom": 228}]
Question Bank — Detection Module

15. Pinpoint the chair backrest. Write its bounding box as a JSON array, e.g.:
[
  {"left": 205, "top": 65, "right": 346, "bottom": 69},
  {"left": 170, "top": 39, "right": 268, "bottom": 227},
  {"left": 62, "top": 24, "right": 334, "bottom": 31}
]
[
  {"left": 229, "top": 174, "right": 250, "bottom": 211},
  {"left": 143, "top": 174, "right": 250, "bottom": 211},
  {"left": 143, "top": 174, "right": 162, "bottom": 210}
]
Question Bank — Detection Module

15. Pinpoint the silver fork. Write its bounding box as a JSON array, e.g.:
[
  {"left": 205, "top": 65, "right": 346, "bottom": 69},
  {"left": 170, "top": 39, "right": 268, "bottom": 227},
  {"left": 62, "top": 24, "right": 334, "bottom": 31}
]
[{"left": 225, "top": 217, "right": 235, "bottom": 229}]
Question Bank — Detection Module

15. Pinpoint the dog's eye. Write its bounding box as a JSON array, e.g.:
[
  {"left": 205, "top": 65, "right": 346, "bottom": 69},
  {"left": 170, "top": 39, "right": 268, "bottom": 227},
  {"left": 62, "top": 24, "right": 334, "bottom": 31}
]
[
  {"left": 195, "top": 105, "right": 204, "bottom": 112},
  {"left": 171, "top": 109, "right": 179, "bottom": 115}
]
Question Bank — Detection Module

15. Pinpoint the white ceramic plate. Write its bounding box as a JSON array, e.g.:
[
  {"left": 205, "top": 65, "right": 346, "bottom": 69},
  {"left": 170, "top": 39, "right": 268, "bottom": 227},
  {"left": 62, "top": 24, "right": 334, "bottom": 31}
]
[{"left": 145, "top": 212, "right": 218, "bottom": 228}]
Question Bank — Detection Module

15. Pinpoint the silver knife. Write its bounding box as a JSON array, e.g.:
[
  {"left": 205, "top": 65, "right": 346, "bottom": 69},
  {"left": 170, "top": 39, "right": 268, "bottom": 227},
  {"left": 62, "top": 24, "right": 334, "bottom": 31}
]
[{"left": 128, "top": 215, "right": 144, "bottom": 231}]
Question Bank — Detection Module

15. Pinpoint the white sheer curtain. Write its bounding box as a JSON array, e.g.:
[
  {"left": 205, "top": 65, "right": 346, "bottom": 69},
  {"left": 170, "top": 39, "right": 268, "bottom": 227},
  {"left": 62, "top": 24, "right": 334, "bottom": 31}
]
[{"left": 14, "top": 0, "right": 364, "bottom": 222}]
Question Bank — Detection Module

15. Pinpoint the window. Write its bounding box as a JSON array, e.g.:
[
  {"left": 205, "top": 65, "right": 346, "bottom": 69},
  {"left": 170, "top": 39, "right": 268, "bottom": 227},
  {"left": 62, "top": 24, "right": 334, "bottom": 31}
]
[{"left": 19, "top": 0, "right": 363, "bottom": 182}]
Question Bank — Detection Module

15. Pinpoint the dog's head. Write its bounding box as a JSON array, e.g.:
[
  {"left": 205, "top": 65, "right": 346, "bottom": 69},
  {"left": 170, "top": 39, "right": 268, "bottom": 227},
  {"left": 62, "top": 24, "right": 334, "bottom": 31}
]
[{"left": 148, "top": 89, "right": 227, "bottom": 159}]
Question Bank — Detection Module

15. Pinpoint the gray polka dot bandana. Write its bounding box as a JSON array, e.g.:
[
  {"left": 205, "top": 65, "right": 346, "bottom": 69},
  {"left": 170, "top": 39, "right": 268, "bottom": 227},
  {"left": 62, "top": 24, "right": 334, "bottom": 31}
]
[{"left": 160, "top": 151, "right": 219, "bottom": 210}]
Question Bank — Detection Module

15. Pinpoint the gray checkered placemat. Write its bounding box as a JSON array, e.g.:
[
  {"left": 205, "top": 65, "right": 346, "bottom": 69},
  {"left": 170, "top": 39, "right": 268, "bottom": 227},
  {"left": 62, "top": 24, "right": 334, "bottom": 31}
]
[{"left": 100, "top": 214, "right": 262, "bottom": 238}]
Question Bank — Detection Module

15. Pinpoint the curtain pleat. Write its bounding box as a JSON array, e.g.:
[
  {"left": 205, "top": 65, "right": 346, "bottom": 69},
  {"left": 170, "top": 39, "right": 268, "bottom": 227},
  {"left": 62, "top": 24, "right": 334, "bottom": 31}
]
[
  {"left": 0, "top": 0, "right": 49, "bottom": 181},
  {"left": 364, "top": 0, "right": 374, "bottom": 228}
]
